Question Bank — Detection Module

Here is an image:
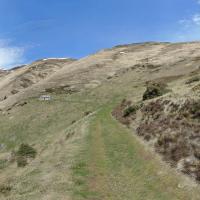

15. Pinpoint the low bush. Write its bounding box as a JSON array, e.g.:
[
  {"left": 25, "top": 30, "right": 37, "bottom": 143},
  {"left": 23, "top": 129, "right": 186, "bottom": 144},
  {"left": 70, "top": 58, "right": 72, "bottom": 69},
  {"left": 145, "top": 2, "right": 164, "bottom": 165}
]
[
  {"left": 0, "top": 185, "right": 12, "bottom": 195},
  {"left": 71, "top": 120, "right": 76, "bottom": 124},
  {"left": 143, "top": 82, "right": 169, "bottom": 101},
  {"left": 136, "top": 97, "right": 200, "bottom": 181},
  {"left": 123, "top": 105, "right": 138, "bottom": 117},
  {"left": 17, "top": 144, "right": 37, "bottom": 158},
  {"left": 16, "top": 144, "right": 37, "bottom": 167},
  {"left": 112, "top": 99, "right": 132, "bottom": 125},
  {"left": 84, "top": 111, "right": 91, "bottom": 116},
  {"left": 45, "top": 85, "right": 77, "bottom": 94},
  {"left": 179, "top": 100, "right": 200, "bottom": 120},
  {"left": 189, "top": 101, "right": 200, "bottom": 119},
  {"left": 185, "top": 76, "right": 200, "bottom": 84}
]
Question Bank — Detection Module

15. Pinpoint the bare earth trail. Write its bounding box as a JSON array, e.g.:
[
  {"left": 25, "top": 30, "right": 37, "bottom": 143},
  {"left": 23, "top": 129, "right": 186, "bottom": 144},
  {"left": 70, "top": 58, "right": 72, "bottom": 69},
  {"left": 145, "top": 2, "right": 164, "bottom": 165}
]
[{"left": 72, "top": 104, "right": 200, "bottom": 200}]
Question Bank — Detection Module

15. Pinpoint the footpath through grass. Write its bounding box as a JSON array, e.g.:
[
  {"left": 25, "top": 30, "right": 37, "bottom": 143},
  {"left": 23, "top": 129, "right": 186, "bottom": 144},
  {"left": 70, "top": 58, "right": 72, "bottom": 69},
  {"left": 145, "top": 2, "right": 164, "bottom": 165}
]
[{"left": 72, "top": 104, "right": 200, "bottom": 200}]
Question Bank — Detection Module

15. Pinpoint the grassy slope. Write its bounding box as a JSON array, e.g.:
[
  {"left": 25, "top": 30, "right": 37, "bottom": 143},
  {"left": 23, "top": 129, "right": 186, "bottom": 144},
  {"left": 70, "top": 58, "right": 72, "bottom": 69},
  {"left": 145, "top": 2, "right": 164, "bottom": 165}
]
[
  {"left": 0, "top": 70, "right": 200, "bottom": 199},
  {"left": 0, "top": 93, "right": 100, "bottom": 200},
  {"left": 72, "top": 104, "right": 200, "bottom": 200}
]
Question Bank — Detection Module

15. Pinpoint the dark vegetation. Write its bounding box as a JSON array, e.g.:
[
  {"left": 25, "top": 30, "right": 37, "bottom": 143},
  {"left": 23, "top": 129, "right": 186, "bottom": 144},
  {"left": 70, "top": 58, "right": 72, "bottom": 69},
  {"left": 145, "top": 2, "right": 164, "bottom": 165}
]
[
  {"left": 185, "top": 76, "right": 200, "bottom": 84},
  {"left": 11, "top": 89, "right": 19, "bottom": 94},
  {"left": 0, "top": 185, "right": 12, "bottom": 195},
  {"left": 66, "top": 131, "right": 75, "bottom": 140},
  {"left": 112, "top": 99, "right": 142, "bottom": 126},
  {"left": 123, "top": 105, "right": 138, "bottom": 117},
  {"left": 71, "top": 120, "right": 76, "bottom": 124},
  {"left": 45, "top": 85, "right": 77, "bottom": 94},
  {"left": 192, "top": 83, "right": 200, "bottom": 92},
  {"left": 136, "top": 98, "right": 200, "bottom": 181},
  {"left": 16, "top": 144, "right": 37, "bottom": 167},
  {"left": 113, "top": 84, "right": 200, "bottom": 182},
  {"left": 17, "top": 144, "right": 37, "bottom": 158},
  {"left": 143, "top": 81, "right": 169, "bottom": 100},
  {"left": 112, "top": 99, "right": 132, "bottom": 126},
  {"left": 84, "top": 111, "right": 92, "bottom": 116}
]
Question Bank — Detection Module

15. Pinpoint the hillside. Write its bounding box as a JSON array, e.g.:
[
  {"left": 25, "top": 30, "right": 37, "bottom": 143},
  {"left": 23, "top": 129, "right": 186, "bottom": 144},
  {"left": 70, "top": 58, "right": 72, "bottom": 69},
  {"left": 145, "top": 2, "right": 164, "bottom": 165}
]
[
  {"left": 1, "top": 42, "right": 200, "bottom": 110},
  {"left": 0, "top": 42, "right": 200, "bottom": 199},
  {"left": 0, "top": 58, "right": 76, "bottom": 105}
]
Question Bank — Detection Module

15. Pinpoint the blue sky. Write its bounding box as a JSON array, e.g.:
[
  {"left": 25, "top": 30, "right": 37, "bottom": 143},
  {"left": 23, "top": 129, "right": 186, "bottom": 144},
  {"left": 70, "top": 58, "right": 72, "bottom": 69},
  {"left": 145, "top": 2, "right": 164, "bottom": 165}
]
[{"left": 0, "top": 0, "right": 200, "bottom": 68}]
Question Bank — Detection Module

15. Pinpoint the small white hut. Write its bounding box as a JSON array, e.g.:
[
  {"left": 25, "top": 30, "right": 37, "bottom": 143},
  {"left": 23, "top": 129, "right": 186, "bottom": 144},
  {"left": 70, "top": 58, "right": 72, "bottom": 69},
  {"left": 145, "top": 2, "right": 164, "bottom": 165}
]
[{"left": 39, "top": 95, "right": 52, "bottom": 101}]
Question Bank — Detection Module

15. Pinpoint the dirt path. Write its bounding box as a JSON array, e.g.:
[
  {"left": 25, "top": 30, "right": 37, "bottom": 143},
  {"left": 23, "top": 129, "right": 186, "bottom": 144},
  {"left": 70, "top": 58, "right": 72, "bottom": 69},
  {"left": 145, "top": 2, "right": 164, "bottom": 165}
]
[{"left": 72, "top": 104, "right": 200, "bottom": 200}]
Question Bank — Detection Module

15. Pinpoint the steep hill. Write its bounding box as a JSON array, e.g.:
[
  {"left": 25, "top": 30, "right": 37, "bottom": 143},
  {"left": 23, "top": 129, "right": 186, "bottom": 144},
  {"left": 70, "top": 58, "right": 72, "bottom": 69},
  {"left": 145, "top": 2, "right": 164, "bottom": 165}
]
[
  {"left": 0, "top": 58, "right": 75, "bottom": 105},
  {"left": 1, "top": 42, "right": 200, "bottom": 110}
]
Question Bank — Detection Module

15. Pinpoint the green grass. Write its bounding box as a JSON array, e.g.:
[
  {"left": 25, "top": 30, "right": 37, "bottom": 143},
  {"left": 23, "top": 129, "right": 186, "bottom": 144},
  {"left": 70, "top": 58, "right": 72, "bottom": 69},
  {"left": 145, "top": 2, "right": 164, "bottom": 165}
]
[
  {"left": 0, "top": 93, "right": 100, "bottom": 151},
  {"left": 1, "top": 69, "right": 200, "bottom": 199},
  {"left": 72, "top": 104, "right": 200, "bottom": 200},
  {"left": 0, "top": 92, "right": 102, "bottom": 199}
]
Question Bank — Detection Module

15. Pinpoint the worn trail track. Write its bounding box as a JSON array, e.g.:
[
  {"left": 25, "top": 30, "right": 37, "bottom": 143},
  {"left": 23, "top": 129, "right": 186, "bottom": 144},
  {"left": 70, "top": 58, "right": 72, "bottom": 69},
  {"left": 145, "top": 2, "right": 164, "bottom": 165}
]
[{"left": 72, "top": 105, "right": 200, "bottom": 200}]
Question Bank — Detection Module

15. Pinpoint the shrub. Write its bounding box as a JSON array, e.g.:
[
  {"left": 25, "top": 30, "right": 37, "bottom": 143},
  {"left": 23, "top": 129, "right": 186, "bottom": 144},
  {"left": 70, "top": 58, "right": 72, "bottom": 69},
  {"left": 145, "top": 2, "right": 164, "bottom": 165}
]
[
  {"left": 0, "top": 159, "right": 8, "bottom": 169},
  {"left": 189, "top": 101, "right": 200, "bottom": 119},
  {"left": 45, "top": 88, "right": 54, "bottom": 93},
  {"left": 84, "top": 111, "right": 91, "bottom": 116},
  {"left": 17, "top": 144, "right": 37, "bottom": 158},
  {"left": 123, "top": 105, "right": 138, "bottom": 117},
  {"left": 143, "top": 82, "right": 168, "bottom": 101},
  {"left": 71, "top": 120, "right": 76, "bottom": 124},
  {"left": 16, "top": 144, "right": 37, "bottom": 168},
  {"left": 0, "top": 185, "right": 12, "bottom": 195},
  {"left": 112, "top": 99, "right": 132, "bottom": 125},
  {"left": 185, "top": 76, "right": 200, "bottom": 84}
]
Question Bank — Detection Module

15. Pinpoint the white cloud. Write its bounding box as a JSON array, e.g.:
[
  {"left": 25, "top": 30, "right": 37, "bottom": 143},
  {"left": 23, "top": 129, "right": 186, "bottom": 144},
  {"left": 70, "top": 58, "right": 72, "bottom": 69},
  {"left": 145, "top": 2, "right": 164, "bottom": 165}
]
[
  {"left": 174, "top": 0, "right": 200, "bottom": 41},
  {"left": 178, "top": 19, "right": 191, "bottom": 28},
  {"left": 175, "top": 0, "right": 200, "bottom": 42},
  {"left": 175, "top": 18, "right": 200, "bottom": 41},
  {"left": 0, "top": 40, "right": 25, "bottom": 69},
  {"left": 179, "top": 13, "right": 200, "bottom": 28},
  {"left": 192, "top": 14, "right": 200, "bottom": 25}
]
